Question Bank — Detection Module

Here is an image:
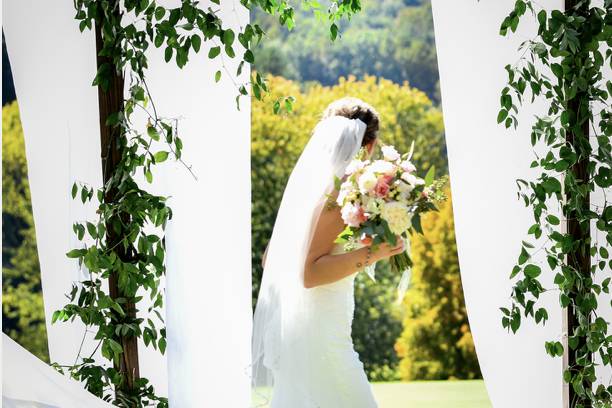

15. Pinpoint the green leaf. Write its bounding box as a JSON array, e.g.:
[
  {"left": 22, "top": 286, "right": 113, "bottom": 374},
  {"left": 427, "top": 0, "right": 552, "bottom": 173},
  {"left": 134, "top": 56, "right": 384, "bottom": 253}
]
[
  {"left": 51, "top": 310, "right": 62, "bottom": 324},
  {"left": 215, "top": 70, "right": 222, "bottom": 83},
  {"left": 223, "top": 29, "right": 235, "bottom": 46},
  {"left": 208, "top": 46, "right": 221, "bottom": 59},
  {"left": 424, "top": 166, "right": 436, "bottom": 186},
  {"left": 164, "top": 47, "right": 173, "bottom": 63},
  {"left": 86, "top": 222, "right": 98, "bottom": 239},
  {"left": 108, "top": 338, "right": 123, "bottom": 355},
  {"left": 411, "top": 213, "right": 423, "bottom": 234},
  {"left": 154, "top": 151, "right": 169, "bottom": 163},
  {"left": 147, "top": 126, "right": 160, "bottom": 141},
  {"left": 71, "top": 183, "right": 78, "bottom": 199},
  {"left": 537, "top": 10, "right": 546, "bottom": 27},
  {"left": 497, "top": 109, "right": 508, "bottom": 124},
  {"left": 330, "top": 23, "right": 338, "bottom": 40},
  {"left": 518, "top": 247, "right": 530, "bottom": 265},
  {"left": 510, "top": 265, "right": 521, "bottom": 279},
  {"left": 244, "top": 49, "right": 254, "bottom": 63},
  {"left": 66, "top": 249, "right": 86, "bottom": 258},
  {"left": 191, "top": 34, "right": 201, "bottom": 53},
  {"left": 159, "top": 337, "right": 167, "bottom": 354},
  {"left": 154, "top": 6, "right": 165, "bottom": 20},
  {"left": 524, "top": 264, "right": 541, "bottom": 279}
]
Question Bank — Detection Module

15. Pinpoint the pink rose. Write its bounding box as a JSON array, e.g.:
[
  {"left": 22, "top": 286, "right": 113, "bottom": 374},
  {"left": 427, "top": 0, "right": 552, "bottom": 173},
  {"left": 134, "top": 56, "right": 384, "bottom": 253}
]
[
  {"left": 341, "top": 203, "right": 368, "bottom": 227},
  {"left": 374, "top": 175, "right": 394, "bottom": 198}
]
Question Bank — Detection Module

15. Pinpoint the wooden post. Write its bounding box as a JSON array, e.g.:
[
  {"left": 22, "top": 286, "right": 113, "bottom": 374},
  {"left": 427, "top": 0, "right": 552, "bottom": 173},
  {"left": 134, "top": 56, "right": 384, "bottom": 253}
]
[
  {"left": 94, "top": 10, "right": 141, "bottom": 398},
  {"left": 563, "top": 1, "right": 591, "bottom": 407}
]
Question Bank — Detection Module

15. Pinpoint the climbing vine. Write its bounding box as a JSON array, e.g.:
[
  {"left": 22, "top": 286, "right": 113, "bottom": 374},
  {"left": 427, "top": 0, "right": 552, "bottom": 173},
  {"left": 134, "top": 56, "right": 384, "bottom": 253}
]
[
  {"left": 498, "top": 1, "right": 611, "bottom": 407},
  {"left": 51, "top": 0, "right": 361, "bottom": 406}
]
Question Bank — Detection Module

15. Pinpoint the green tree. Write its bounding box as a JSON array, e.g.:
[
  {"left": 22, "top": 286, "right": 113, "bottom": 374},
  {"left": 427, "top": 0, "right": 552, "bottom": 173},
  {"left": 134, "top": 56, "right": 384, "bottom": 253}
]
[
  {"left": 395, "top": 187, "right": 481, "bottom": 380},
  {"left": 252, "top": 0, "right": 441, "bottom": 103},
  {"left": 2, "top": 101, "right": 49, "bottom": 362},
  {"left": 252, "top": 74, "right": 446, "bottom": 379}
]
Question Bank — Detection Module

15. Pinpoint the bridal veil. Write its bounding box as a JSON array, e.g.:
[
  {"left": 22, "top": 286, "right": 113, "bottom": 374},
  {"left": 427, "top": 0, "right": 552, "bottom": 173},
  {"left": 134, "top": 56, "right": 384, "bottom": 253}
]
[{"left": 251, "top": 116, "right": 366, "bottom": 407}]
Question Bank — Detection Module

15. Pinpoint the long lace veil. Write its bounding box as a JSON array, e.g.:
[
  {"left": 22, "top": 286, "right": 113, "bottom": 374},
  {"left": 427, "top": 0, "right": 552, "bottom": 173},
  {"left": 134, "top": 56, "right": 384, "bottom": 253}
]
[{"left": 251, "top": 116, "right": 366, "bottom": 407}]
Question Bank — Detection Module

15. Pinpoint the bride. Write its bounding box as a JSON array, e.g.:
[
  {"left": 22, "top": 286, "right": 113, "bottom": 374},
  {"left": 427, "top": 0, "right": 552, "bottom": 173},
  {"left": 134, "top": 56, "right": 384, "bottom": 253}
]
[{"left": 251, "top": 97, "right": 405, "bottom": 407}]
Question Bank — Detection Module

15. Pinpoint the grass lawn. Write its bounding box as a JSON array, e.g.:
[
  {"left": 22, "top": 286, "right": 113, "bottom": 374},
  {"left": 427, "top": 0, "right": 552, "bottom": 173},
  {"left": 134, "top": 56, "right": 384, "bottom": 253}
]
[{"left": 372, "top": 380, "right": 492, "bottom": 408}]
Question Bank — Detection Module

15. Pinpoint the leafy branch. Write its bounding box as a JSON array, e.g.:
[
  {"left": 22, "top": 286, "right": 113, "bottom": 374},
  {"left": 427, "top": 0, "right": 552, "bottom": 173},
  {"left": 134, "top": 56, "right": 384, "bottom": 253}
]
[
  {"left": 54, "top": 0, "right": 362, "bottom": 406},
  {"left": 498, "top": 1, "right": 611, "bottom": 407}
]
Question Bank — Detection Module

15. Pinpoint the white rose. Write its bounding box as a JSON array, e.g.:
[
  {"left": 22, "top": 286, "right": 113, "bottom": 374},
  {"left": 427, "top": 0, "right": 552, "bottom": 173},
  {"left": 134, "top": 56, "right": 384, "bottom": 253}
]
[
  {"left": 381, "top": 145, "right": 400, "bottom": 161},
  {"left": 341, "top": 202, "right": 365, "bottom": 227},
  {"left": 396, "top": 179, "right": 413, "bottom": 192},
  {"left": 400, "top": 160, "right": 416, "bottom": 173},
  {"left": 345, "top": 159, "right": 367, "bottom": 176},
  {"left": 336, "top": 181, "right": 353, "bottom": 205},
  {"left": 401, "top": 172, "right": 425, "bottom": 186},
  {"left": 381, "top": 201, "right": 412, "bottom": 235},
  {"left": 369, "top": 160, "right": 396, "bottom": 175},
  {"left": 358, "top": 170, "right": 378, "bottom": 193}
]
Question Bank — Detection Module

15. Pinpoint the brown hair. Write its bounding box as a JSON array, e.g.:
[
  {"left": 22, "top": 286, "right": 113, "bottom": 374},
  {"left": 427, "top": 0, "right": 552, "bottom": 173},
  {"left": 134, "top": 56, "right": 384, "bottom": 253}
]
[{"left": 322, "top": 97, "right": 380, "bottom": 146}]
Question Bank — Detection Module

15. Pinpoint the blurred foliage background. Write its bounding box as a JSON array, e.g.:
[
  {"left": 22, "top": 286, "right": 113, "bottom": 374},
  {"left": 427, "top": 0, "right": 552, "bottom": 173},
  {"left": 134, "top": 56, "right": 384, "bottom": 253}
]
[
  {"left": 2, "top": 101, "right": 49, "bottom": 362},
  {"left": 395, "top": 186, "right": 480, "bottom": 380},
  {"left": 253, "top": 0, "right": 440, "bottom": 104},
  {"left": 250, "top": 74, "right": 452, "bottom": 381},
  {"left": 2, "top": 0, "right": 482, "bottom": 384},
  {"left": 250, "top": 0, "right": 481, "bottom": 382}
]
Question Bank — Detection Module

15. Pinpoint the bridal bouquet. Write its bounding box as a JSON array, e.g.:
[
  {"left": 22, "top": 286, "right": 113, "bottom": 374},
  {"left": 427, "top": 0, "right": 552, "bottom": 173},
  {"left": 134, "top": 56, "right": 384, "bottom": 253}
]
[{"left": 333, "top": 142, "right": 446, "bottom": 301}]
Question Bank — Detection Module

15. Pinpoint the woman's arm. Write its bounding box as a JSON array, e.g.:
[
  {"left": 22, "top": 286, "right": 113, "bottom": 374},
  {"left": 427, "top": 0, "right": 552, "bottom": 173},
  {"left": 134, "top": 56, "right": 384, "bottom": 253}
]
[{"left": 303, "top": 193, "right": 405, "bottom": 289}]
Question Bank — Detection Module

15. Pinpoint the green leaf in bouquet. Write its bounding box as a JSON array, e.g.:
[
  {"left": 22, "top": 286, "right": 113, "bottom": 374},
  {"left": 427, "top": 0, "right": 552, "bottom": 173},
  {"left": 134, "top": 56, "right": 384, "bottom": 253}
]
[
  {"left": 334, "top": 175, "right": 342, "bottom": 191},
  {"left": 424, "top": 165, "right": 436, "bottom": 186},
  {"left": 380, "top": 220, "right": 397, "bottom": 245},
  {"left": 372, "top": 235, "right": 384, "bottom": 246},
  {"left": 334, "top": 225, "right": 354, "bottom": 244},
  {"left": 361, "top": 222, "right": 375, "bottom": 237},
  {"left": 411, "top": 213, "right": 423, "bottom": 234}
]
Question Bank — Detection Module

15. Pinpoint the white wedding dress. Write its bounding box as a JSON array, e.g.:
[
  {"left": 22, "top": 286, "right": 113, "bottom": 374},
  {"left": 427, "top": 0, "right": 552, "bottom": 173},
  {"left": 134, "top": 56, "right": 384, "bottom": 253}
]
[
  {"left": 251, "top": 116, "right": 377, "bottom": 408},
  {"left": 271, "top": 243, "right": 378, "bottom": 408}
]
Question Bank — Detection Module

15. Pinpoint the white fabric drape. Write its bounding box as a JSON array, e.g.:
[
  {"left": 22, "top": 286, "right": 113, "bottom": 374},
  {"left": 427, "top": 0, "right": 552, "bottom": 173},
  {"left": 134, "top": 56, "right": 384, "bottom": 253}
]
[
  {"left": 432, "top": 0, "right": 610, "bottom": 407},
  {"left": 3, "top": 0, "right": 105, "bottom": 371},
  {"left": 4, "top": 0, "right": 169, "bottom": 399},
  {"left": 5, "top": 0, "right": 252, "bottom": 405},
  {"left": 2, "top": 334, "right": 114, "bottom": 408},
  {"left": 138, "top": 2, "right": 252, "bottom": 406}
]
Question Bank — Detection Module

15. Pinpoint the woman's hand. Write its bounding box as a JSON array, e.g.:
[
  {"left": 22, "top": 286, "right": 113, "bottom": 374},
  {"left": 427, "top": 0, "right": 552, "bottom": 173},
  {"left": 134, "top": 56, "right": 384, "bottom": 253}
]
[{"left": 370, "top": 236, "right": 405, "bottom": 262}]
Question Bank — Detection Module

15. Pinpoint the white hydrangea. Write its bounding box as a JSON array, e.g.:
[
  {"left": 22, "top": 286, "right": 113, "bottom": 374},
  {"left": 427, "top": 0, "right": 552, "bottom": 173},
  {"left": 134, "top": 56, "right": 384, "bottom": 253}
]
[
  {"left": 381, "top": 201, "right": 412, "bottom": 235},
  {"left": 363, "top": 195, "right": 381, "bottom": 215}
]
